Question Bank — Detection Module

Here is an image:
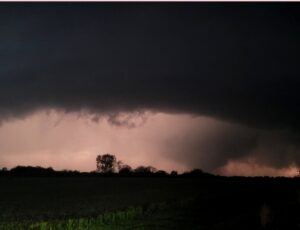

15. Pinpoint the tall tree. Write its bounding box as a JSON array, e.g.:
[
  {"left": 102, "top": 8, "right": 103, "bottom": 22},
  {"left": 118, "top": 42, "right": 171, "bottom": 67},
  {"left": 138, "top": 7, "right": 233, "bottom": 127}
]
[{"left": 96, "top": 154, "right": 117, "bottom": 173}]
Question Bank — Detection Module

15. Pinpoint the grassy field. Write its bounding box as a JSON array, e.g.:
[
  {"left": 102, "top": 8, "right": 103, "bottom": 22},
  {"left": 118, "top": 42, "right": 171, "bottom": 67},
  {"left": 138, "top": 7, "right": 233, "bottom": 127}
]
[{"left": 0, "top": 177, "right": 300, "bottom": 229}]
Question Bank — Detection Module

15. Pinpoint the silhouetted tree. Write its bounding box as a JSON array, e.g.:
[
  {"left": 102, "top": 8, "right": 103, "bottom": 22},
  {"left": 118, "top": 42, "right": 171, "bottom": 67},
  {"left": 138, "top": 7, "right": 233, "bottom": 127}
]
[
  {"left": 182, "top": 168, "right": 213, "bottom": 178},
  {"left": 10, "top": 166, "right": 55, "bottom": 176},
  {"left": 170, "top": 170, "right": 178, "bottom": 177},
  {"left": 96, "top": 154, "right": 117, "bottom": 173},
  {"left": 119, "top": 164, "right": 132, "bottom": 175},
  {"left": 0, "top": 167, "right": 8, "bottom": 176},
  {"left": 116, "top": 160, "right": 124, "bottom": 172},
  {"left": 134, "top": 166, "right": 157, "bottom": 176},
  {"left": 155, "top": 170, "right": 168, "bottom": 177}
]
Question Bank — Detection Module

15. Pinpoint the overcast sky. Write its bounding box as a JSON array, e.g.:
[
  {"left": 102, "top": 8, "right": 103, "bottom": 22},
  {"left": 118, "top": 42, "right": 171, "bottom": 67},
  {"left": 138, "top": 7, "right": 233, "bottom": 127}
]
[{"left": 0, "top": 3, "right": 300, "bottom": 176}]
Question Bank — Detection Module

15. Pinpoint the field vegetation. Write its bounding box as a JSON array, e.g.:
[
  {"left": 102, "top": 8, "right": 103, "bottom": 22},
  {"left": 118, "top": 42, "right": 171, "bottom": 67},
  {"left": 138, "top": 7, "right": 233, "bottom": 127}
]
[
  {"left": 0, "top": 175, "right": 300, "bottom": 229},
  {"left": 0, "top": 155, "right": 300, "bottom": 229}
]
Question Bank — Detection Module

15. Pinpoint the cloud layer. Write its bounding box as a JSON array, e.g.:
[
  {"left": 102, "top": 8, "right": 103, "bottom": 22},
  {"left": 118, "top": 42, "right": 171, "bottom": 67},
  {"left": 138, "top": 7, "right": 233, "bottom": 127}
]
[{"left": 0, "top": 4, "right": 299, "bottom": 130}]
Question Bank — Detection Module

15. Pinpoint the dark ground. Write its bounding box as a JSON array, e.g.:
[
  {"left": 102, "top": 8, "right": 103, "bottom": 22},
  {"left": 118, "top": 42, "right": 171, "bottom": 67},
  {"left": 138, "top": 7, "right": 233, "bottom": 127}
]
[{"left": 0, "top": 177, "right": 300, "bottom": 229}]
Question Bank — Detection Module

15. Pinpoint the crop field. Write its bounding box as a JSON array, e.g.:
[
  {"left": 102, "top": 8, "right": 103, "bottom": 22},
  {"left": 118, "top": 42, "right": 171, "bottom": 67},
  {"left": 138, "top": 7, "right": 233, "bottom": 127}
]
[{"left": 0, "top": 177, "right": 300, "bottom": 229}]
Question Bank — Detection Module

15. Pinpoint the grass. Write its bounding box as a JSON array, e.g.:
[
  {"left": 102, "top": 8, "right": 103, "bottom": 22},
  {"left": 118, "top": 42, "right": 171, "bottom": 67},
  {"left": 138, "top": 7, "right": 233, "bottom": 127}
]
[
  {"left": 0, "top": 199, "right": 196, "bottom": 230},
  {"left": 0, "top": 177, "right": 202, "bottom": 222},
  {"left": 28, "top": 205, "right": 144, "bottom": 230},
  {"left": 0, "top": 177, "right": 204, "bottom": 229}
]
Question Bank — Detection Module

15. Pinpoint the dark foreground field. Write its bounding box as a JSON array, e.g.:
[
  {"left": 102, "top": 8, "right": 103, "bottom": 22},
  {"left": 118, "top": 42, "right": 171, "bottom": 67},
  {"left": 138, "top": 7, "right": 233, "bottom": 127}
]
[{"left": 1, "top": 177, "right": 300, "bottom": 229}]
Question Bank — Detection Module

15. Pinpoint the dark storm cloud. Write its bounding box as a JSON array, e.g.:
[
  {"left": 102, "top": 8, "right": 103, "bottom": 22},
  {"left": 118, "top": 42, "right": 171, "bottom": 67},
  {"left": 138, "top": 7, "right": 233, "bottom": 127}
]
[
  {"left": 0, "top": 3, "right": 299, "bottom": 131},
  {"left": 1, "top": 3, "right": 300, "bottom": 172}
]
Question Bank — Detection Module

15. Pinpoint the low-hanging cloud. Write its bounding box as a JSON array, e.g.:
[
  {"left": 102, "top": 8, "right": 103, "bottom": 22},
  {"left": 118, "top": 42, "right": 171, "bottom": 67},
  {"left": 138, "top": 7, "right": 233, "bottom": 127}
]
[
  {"left": 162, "top": 119, "right": 300, "bottom": 173},
  {"left": 106, "top": 111, "right": 149, "bottom": 128}
]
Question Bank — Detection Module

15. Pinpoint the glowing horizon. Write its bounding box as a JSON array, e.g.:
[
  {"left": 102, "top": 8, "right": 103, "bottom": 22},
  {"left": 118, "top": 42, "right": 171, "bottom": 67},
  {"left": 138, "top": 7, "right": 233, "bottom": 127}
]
[{"left": 0, "top": 110, "right": 297, "bottom": 177}]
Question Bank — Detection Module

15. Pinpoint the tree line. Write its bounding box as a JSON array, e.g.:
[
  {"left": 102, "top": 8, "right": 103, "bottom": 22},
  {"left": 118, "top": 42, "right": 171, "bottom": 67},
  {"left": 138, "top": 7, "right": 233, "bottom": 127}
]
[
  {"left": 0, "top": 153, "right": 214, "bottom": 178},
  {"left": 95, "top": 153, "right": 213, "bottom": 177}
]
